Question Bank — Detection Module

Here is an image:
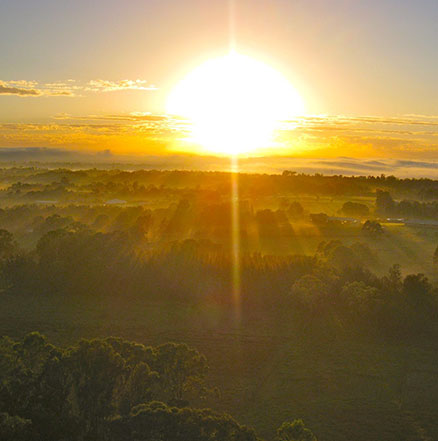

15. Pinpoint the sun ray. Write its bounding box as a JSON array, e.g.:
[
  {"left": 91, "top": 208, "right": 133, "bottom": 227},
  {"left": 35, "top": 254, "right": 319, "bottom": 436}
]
[
  {"left": 167, "top": 51, "right": 305, "bottom": 320},
  {"left": 230, "top": 154, "right": 241, "bottom": 319}
]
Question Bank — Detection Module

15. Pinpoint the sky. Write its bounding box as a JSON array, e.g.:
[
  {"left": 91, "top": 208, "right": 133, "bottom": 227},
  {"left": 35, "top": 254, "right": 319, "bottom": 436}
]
[{"left": 0, "top": 0, "right": 437, "bottom": 163}]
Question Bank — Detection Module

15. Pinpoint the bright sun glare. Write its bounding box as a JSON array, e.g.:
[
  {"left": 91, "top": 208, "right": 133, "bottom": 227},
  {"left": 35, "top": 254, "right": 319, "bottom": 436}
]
[{"left": 167, "top": 52, "right": 304, "bottom": 155}]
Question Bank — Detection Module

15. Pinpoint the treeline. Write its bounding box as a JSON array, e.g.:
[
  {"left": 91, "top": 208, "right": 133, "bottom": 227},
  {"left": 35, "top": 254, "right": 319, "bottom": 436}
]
[
  {"left": 3, "top": 167, "right": 438, "bottom": 205},
  {"left": 1, "top": 225, "right": 437, "bottom": 339},
  {"left": 376, "top": 190, "right": 438, "bottom": 219},
  {"left": 0, "top": 200, "right": 333, "bottom": 255},
  {"left": 0, "top": 332, "right": 317, "bottom": 441},
  {"left": 0, "top": 333, "right": 250, "bottom": 440}
]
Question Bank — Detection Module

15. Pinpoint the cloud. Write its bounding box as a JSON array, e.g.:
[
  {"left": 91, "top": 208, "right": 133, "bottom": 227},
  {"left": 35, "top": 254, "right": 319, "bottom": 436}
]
[
  {"left": 0, "top": 112, "right": 437, "bottom": 170},
  {"left": 0, "top": 78, "right": 157, "bottom": 97},
  {"left": 274, "top": 113, "right": 438, "bottom": 159},
  {"left": 394, "top": 159, "right": 438, "bottom": 169},
  {"left": 0, "top": 119, "right": 175, "bottom": 154},
  {"left": 0, "top": 82, "right": 42, "bottom": 96},
  {"left": 0, "top": 80, "right": 76, "bottom": 97},
  {"left": 53, "top": 112, "right": 168, "bottom": 122},
  {"left": 5, "top": 80, "right": 39, "bottom": 88},
  {"left": 235, "top": 157, "right": 438, "bottom": 177},
  {"left": 86, "top": 79, "right": 157, "bottom": 92},
  {"left": 48, "top": 91, "right": 75, "bottom": 96},
  {"left": 0, "top": 147, "right": 76, "bottom": 159},
  {"left": 0, "top": 149, "right": 437, "bottom": 178},
  {"left": 0, "top": 147, "right": 114, "bottom": 161},
  {"left": 42, "top": 81, "right": 79, "bottom": 96}
]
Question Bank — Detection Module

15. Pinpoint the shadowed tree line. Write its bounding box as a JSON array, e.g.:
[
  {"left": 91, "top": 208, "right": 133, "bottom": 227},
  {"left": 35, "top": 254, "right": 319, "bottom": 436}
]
[
  {"left": 376, "top": 190, "right": 438, "bottom": 219},
  {"left": 0, "top": 226, "right": 437, "bottom": 340},
  {"left": 0, "top": 332, "right": 315, "bottom": 441},
  {"left": 3, "top": 167, "right": 438, "bottom": 203}
]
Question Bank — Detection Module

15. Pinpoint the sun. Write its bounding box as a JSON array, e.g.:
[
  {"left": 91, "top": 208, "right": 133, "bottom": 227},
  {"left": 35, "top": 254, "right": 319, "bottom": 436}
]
[{"left": 166, "top": 52, "right": 304, "bottom": 155}]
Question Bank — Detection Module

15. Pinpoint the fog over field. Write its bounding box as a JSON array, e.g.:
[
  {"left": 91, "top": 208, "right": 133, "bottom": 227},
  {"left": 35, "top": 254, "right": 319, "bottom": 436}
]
[
  {"left": 2, "top": 0, "right": 438, "bottom": 440},
  {"left": 1, "top": 148, "right": 438, "bottom": 178}
]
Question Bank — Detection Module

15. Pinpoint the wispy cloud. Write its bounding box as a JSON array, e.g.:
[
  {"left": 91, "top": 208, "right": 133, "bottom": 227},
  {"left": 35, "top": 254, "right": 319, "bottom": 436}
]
[
  {"left": 86, "top": 79, "right": 157, "bottom": 92},
  {"left": 0, "top": 80, "right": 76, "bottom": 97},
  {"left": 0, "top": 116, "right": 177, "bottom": 154},
  {"left": 4, "top": 80, "right": 39, "bottom": 88},
  {"left": 43, "top": 81, "right": 80, "bottom": 96},
  {"left": 53, "top": 112, "right": 168, "bottom": 122},
  {"left": 274, "top": 114, "right": 438, "bottom": 158},
  {"left": 0, "top": 81, "right": 42, "bottom": 96},
  {"left": 0, "top": 78, "right": 157, "bottom": 97},
  {"left": 0, "top": 148, "right": 436, "bottom": 178},
  {"left": 0, "top": 111, "right": 437, "bottom": 168}
]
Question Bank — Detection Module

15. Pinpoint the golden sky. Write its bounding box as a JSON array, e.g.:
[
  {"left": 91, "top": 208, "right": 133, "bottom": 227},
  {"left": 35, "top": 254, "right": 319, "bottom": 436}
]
[
  {"left": 0, "top": 114, "right": 437, "bottom": 160},
  {"left": 1, "top": 0, "right": 437, "bottom": 161}
]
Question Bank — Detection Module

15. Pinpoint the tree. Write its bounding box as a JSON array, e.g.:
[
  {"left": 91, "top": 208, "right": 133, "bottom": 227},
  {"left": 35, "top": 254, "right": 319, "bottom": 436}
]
[
  {"left": 0, "top": 412, "right": 32, "bottom": 441},
  {"left": 403, "top": 273, "right": 432, "bottom": 308},
  {"left": 362, "top": 220, "right": 383, "bottom": 236},
  {"left": 340, "top": 281, "right": 381, "bottom": 314},
  {"left": 282, "top": 170, "right": 297, "bottom": 177},
  {"left": 380, "top": 264, "right": 402, "bottom": 296},
  {"left": 375, "top": 190, "right": 395, "bottom": 215},
  {"left": 104, "top": 337, "right": 156, "bottom": 369},
  {"left": 288, "top": 201, "right": 304, "bottom": 218},
  {"left": 277, "top": 419, "right": 317, "bottom": 441},
  {"left": 327, "top": 245, "right": 360, "bottom": 270},
  {"left": 63, "top": 339, "right": 126, "bottom": 440},
  {"left": 350, "top": 242, "right": 378, "bottom": 267},
  {"left": 0, "top": 253, "right": 37, "bottom": 292},
  {"left": 117, "top": 362, "right": 160, "bottom": 416},
  {"left": 0, "top": 229, "right": 17, "bottom": 260},
  {"left": 0, "top": 333, "right": 72, "bottom": 441},
  {"left": 290, "top": 275, "right": 329, "bottom": 313},
  {"left": 0, "top": 333, "right": 223, "bottom": 441},
  {"left": 154, "top": 343, "right": 210, "bottom": 406},
  {"left": 341, "top": 201, "right": 369, "bottom": 217},
  {"left": 108, "top": 401, "right": 259, "bottom": 441},
  {"left": 317, "top": 240, "right": 342, "bottom": 257}
]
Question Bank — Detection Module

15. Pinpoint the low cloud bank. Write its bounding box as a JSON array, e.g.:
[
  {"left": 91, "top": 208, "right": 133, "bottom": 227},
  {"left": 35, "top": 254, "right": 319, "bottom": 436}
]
[{"left": 0, "top": 147, "right": 437, "bottom": 178}]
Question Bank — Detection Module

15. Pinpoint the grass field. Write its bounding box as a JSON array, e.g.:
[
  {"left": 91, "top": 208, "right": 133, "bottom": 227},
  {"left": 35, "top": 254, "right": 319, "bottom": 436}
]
[{"left": 2, "top": 292, "right": 438, "bottom": 441}]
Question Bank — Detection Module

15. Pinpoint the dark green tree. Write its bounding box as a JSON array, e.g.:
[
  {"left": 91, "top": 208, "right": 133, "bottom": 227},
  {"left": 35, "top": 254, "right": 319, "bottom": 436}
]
[
  {"left": 0, "top": 229, "right": 17, "bottom": 260},
  {"left": 108, "top": 401, "right": 259, "bottom": 441},
  {"left": 0, "top": 412, "right": 32, "bottom": 441},
  {"left": 154, "top": 343, "right": 210, "bottom": 406},
  {"left": 288, "top": 201, "right": 304, "bottom": 218},
  {"left": 362, "top": 220, "right": 383, "bottom": 236},
  {"left": 117, "top": 362, "right": 160, "bottom": 416},
  {"left": 375, "top": 190, "right": 395, "bottom": 215},
  {"left": 277, "top": 419, "right": 317, "bottom": 441},
  {"left": 0, "top": 333, "right": 72, "bottom": 441},
  {"left": 290, "top": 275, "right": 329, "bottom": 313},
  {"left": 341, "top": 201, "right": 369, "bottom": 217},
  {"left": 403, "top": 273, "right": 432, "bottom": 308},
  {"left": 63, "top": 339, "right": 126, "bottom": 440},
  {"left": 340, "top": 281, "right": 381, "bottom": 314}
]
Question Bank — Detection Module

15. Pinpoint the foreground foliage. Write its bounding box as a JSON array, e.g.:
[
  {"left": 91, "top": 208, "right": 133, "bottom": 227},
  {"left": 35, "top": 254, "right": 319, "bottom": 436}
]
[
  {"left": 0, "top": 332, "right": 313, "bottom": 441},
  {"left": 0, "top": 333, "right": 214, "bottom": 441}
]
